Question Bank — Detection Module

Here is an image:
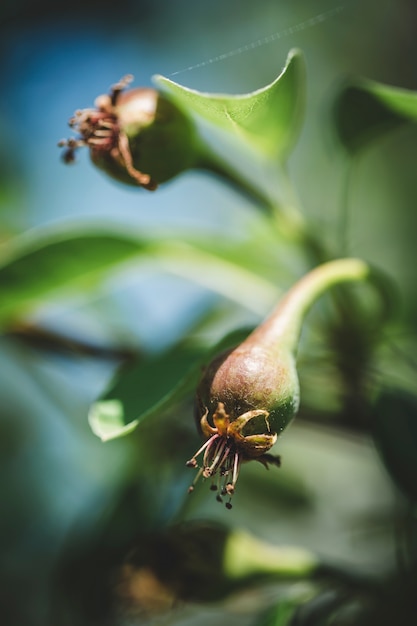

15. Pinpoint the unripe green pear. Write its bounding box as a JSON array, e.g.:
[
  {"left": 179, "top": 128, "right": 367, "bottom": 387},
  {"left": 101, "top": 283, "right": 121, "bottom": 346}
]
[
  {"left": 196, "top": 343, "right": 299, "bottom": 452},
  {"left": 59, "top": 76, "right": 198, "bottom": 190},
  {"left": 187, "top": 259, "right": 375, "bottom": 507}
]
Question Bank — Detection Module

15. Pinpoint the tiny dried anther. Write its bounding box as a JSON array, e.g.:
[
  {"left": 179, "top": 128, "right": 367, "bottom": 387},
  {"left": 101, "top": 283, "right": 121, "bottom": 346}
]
[
  {"left": 186, "top": 402, "right": 280, "bottom": 509},
  {"left": 58, "top": 75, "right": 157, "bottom": 190}
]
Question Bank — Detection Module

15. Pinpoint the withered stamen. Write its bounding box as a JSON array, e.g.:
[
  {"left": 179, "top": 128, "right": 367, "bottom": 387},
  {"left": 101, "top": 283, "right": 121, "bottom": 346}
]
[
  {"left": 186, "top": 434, "right": 219, "bottom": 468},
  {"left": 219, "top": 445, "right": 231, "bottom": 470},
  {"left": 187, "top": 426, "right": 241, "bottom": 508},
  {"left": 59, "top": 75, "right": 157, "bottom": 190},
  {"left": 188, "top": 466, "right": 205, "bottom": 492},
  {"left": 206, "top": 438, "right": 227, "bottom": 476},
  {"left": 232, "top": 450, "right": 240, "bottom": 489},
  {"left": 110, "top": 74, "right": 134, "bottom": 105},
  {"left": 187, "top": 398, "right": 283, "bottom": 508}
]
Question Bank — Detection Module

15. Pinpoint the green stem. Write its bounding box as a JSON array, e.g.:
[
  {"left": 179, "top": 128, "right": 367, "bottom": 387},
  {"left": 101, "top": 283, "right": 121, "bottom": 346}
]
[
  {"left": 246, "top": 258, "right": 371, "bottom": 355},
  {"left": 197, "top": 146, "right": 330, "bottom": 265},
  {"left": 338, "top": 155, "right": 356, "bottom": 256},
  {"left": 196, "top": 147, "right": 277, "bottom": 217}
]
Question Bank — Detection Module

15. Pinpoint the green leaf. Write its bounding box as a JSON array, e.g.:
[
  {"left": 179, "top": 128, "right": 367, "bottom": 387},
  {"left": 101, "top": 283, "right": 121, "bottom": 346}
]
[
  {"left": 0, "top": 225, "right": 151, "bottom": 324},
  {"left": 88, "top": 400, "right": 139, "bottom": 442},
  {"left": 334, "top": 78, "right": 417, "bottom": 152},
  {"left": 88, "top": 344, "right": 202, "bottom": 440},
  {"left": 154, "top": 49, "right": 305, "bottom": 162},
  {"left": 0, "top": 225, "right": 280, "bottom": 326},
  {"left": 88, "top": 326, "right": 252, "bottom": 441},
  {"left": 149, "top": 239, "right": 280, "bottom": 316},
  {"left": 224, "top": 529, "right": 318, "bottom": 580}
]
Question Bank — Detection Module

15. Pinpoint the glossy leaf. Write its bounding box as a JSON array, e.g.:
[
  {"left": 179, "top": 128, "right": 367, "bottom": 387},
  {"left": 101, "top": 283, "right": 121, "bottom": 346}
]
[
  {"left": 334, "top": 78, "right": 417, "bottom": 152},
  {"left": 154, "top": 49, "right": 305, "bottom": 162}
]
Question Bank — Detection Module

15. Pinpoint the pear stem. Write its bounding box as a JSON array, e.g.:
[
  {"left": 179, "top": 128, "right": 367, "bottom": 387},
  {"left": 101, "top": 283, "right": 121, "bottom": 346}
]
[
  {"left": 244, "top": 258, "right": 371, "bottom": 355},
  {"left": 196, "top": 147, "right": 330, "bottom": 265}
]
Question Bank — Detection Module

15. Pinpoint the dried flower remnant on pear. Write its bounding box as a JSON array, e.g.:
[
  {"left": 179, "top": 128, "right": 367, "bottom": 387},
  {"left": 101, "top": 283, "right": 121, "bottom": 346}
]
[
  {"left": 59, "top": 75, "right": 198, "bottom": 189},
  {"left": 186, "top": 258, "right": 374, "bottom": 508},
  {"left": 187, "top": 339, "right": 297, "bottom": 509}
]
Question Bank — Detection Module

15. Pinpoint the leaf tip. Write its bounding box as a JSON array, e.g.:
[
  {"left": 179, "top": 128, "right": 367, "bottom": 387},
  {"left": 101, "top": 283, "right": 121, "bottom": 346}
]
[{"left": 88, "top": 399, "right": 138, "bottom": 442}]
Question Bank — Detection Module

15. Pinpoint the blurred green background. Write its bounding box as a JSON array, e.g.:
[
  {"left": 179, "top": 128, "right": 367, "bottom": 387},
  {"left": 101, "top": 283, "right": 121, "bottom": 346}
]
[{"left": 1, "top": 1, "right": 417, "bottom": 625}]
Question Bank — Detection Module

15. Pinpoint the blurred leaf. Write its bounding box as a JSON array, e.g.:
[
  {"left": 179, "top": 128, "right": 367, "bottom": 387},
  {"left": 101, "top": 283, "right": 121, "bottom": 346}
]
[
  {"left": 0, "top": 226, "right": 152, "bottom": 324},
  {"left": 372, "top": 387, "right": 417, "bottom": 501},
  {"left": 334, "top": 78, "right": 417, "bottom": 152},
  {"left": 0, "top": 225, "right": 281, "bottom": 325},
  {"left": 88, "top": 400, "right": 139, "bottom": 442},
  {"left": 154, "top": 49, "right": 305, "bottom": 163},
  {"left": 88, "top": 326, "right": 251, "bottom": 440},
  {"left": 224, "top": 529, "right": 319, "bottom": 580},
  {"left": 150, "top": 239, "right": 280, "bottom": 315}
]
